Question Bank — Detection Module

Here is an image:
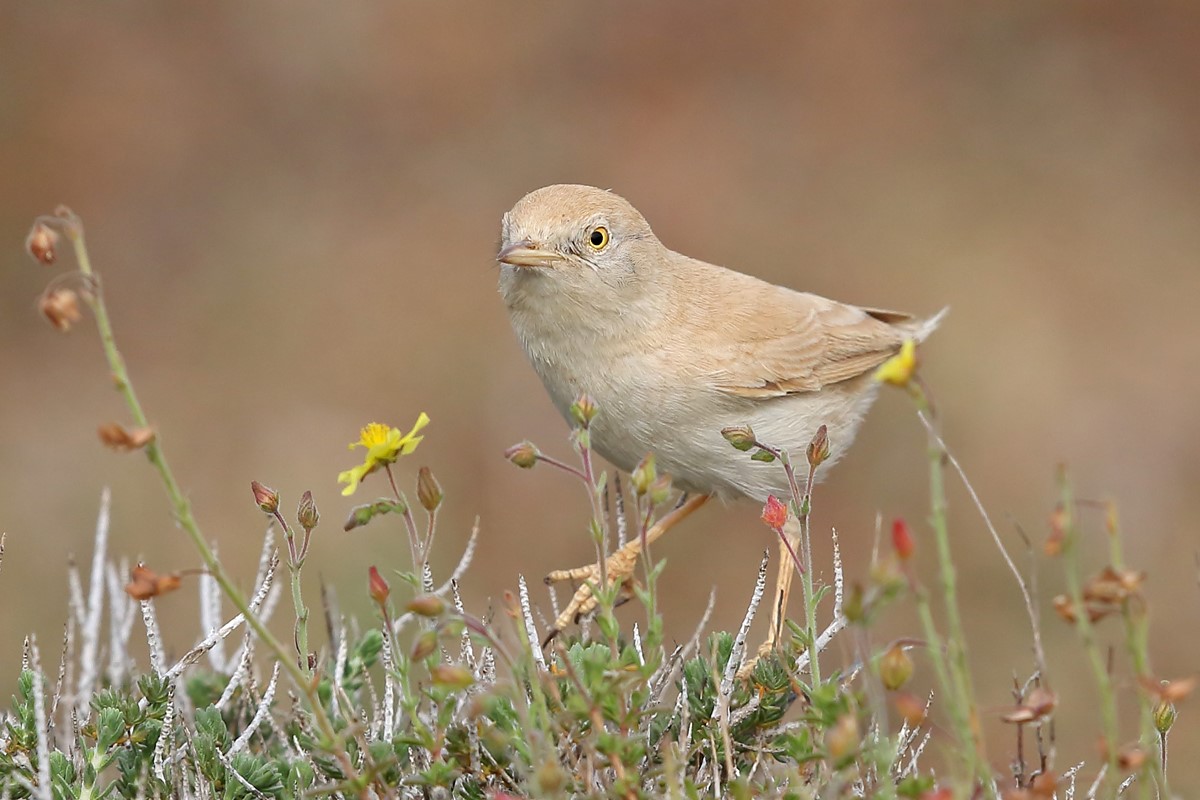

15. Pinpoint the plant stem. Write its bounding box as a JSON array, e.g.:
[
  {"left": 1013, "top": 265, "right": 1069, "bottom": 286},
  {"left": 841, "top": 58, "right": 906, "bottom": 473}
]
[
  {"left": 1106, "top": 504, "right": 1159, "bottom": 794},
  {"left": 914, "top": 390, "right": 993, "bottom": 797},
  {"left": 64, "top": 219, "right": 365, "bottom": 794},
  {"left": 271, "top": 510, "right": 312, "bottom": 674},
  {"left": 1058, "top": 475, "right": 1120, "bottom": 790},
  {"left": 796, "top": 460, "right": 821, "bottom": 687}
]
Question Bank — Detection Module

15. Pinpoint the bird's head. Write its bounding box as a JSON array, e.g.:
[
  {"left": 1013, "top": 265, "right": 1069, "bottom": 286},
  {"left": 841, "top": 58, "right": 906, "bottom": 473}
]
[{"left": 496, "top": 184, "right": 662, "bottom": 313}]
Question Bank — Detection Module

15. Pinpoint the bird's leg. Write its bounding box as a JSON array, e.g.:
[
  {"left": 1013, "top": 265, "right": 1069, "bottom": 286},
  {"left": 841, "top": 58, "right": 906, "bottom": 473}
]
[
  {"left": 738, "top": 518, "right": 802, "bottom": 679},
  {"left": 544, "top": 493, "right": 711, "bottom": 642}
]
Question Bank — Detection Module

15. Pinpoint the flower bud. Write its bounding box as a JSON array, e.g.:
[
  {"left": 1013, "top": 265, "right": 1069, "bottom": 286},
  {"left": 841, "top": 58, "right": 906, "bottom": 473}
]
[
  {"left": 430, "top": 664, "right": 474, "bottom": 690},
  {"left": 1153, "top": 700, "right": 1177, "bottom": 736},
  {"left": 40, "top": 288, "right": 83, "bottom": 332},
  {"left": 535, "top": 761, "right": 567, "bottom": 795},
  {"left": 631, "top": 454, "right": 656, "bottom": 496},
  {"left": 406, "top": 594, "right": 446, "bottom": 617},
  {"left": 879, "top": 644, "right": 914, "bottom": 691},
  {"left": 806, "top": 424, "right": 831, "bottom": 469},
  {"left": 893, "top": 692, "right": 926, "bottom": 727},
  {"left": 891, "top": 518, "right": 915, "bottom": 561},
  {"left": 825, "top": 713, "right": 859, "bottom": 762},
  {"left": 721, "top": 425, "right": 757, "bottom": 452},
  {"left": 26, "top": 222, "right": 59, "bottom": 265},
  {"left": 296, "top": 490, "right": 319, "bottom": 531},
  {"left": 410, "top": 630, "right": 438, "bottom": 661},
  {"left": 760, "top": 495, "right": 788, "bottom": 531},
  {"left": 504, "top": 441, "right": 539, "bottom": 469},
  {"left": 649, "top": 474, "right": 673, "bottom": 505},
  {"left": 250, "top": 481, "right": 279, "bottom": 514},
  {"left": 569, "top": 394, "right": 598, "bottom": 428},
  {"left": 416, "top": 466, "right": 443, "bottom": 511},
  {"left": 368, "top": 566, "right": 390, "bottom": 606},
  {"left": 844, "top": 582, "right": 866, "bottom": 623}
]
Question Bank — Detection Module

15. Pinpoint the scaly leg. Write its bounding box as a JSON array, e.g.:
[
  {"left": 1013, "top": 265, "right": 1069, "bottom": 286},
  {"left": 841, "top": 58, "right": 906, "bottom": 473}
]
[{"left": 544, "top": 494, "right": 711, "bottom": 643}]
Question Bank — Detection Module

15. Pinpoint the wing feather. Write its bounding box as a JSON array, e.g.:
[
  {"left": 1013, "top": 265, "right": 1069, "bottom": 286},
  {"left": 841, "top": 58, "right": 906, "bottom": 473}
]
[{"left": 679, "top": 269, "right": 932, "bottom": 398}]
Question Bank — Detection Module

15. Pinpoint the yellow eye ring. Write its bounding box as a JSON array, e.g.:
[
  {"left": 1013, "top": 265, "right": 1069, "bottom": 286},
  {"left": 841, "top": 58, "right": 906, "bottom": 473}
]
[{"left": 587, "top": 226, "right": 610, "bottom": 250}]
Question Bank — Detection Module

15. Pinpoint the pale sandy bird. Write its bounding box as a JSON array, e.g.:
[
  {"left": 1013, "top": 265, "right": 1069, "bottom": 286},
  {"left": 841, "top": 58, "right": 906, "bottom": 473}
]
[{"left": 497, "top": 184, "right": 944, "bottom": 645}]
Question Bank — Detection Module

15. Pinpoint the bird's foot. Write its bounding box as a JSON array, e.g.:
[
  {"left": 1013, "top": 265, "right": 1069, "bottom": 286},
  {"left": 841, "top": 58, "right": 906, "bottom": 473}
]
[{"left": 543, "top": 540, "right": 644, "bottom": 645}]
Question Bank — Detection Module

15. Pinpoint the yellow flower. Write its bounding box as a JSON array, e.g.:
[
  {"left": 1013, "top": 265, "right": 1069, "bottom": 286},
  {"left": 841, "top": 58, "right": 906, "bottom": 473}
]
[
  {"left": 337, "top": 413, "right": 429, "bottom": 496},
  {"left": 874, "top": 339, "right": 918, "bottom": 388}
]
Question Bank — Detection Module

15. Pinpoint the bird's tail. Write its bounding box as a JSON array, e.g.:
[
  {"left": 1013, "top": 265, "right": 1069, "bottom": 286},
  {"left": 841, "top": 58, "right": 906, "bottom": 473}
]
[{"left": 909, "top": 306, "right": 949, "bottom": 343}]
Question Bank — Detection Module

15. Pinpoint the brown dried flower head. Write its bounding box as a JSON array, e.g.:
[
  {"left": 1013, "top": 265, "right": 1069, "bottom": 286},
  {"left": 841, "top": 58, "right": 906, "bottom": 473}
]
[
  {"left": 1052, "top": 594, "right": 1117, "bottom": 625},
  {"left": 26, "top": 222, "right": 59, "bottom": 265},
  {"left": 1044, "top": 505, "right": 1068, "bottom": 556},
  {"left": 98, "top": 422, "right": 155, "bottom": 452},
  {"left": 1000, "top": 686, "right": 1057, "bottom": 724},
  {"left": 40, "top": 288, "right": 83, "bottom": 332},
  {"left": 1083, "top": 566, "right": 1144, "bottom": 605},
  {"left": 124, "top": 565, "right": 183, "bottom": 600},
  {"left": 1137, "top": 674, "right": 1196, "bottom": 704},
  {"left": 1115, "top": 743, "right": 1146, "bottom": 772}
]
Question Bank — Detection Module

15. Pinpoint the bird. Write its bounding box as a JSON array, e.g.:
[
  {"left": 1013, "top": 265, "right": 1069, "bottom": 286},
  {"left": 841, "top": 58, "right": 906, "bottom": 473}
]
[{"left": 496, "top": 183, "right": 944, "bottom": 648}]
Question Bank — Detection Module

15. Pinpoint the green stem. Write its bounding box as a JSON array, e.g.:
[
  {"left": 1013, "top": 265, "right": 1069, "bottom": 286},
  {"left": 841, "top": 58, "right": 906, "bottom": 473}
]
[
  {"left": 1107, "top": 507, "right": 1158, "bottom": 795},
  {"left": 912, "top": 583, "right": 976, "bottom": 784},
  {"left": 1057, "top": 476, "right": 1119, "bottom": 790},
  {"left": 289, "top": 560, "right": 311, "bottom": 671},
  {"left": 65, "top": 221, "right": 364, "bottom": 794},
  {"left": 795, "top": 460, "right": 821, "bottom": 688},
  {"left": 917, "top": 392, "right": 993, "bottom": 797}
]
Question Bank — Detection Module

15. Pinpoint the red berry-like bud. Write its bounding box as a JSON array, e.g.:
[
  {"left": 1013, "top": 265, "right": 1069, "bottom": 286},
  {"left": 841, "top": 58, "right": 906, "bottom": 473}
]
[
  {"left": 891, "top": 518, "right": 914, "bottom": 561},
  {"left": 760, "top": 495, "right": 788, "bottom": 531},
  {"left": 368, "top": 565, "right": 390, "bottom": 605}
]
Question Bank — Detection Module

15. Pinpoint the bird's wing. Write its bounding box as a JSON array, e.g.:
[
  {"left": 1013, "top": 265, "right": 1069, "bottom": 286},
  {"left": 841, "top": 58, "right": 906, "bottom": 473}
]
[{"left": 695, "top": 282, "right": 917, "bottom": 399}]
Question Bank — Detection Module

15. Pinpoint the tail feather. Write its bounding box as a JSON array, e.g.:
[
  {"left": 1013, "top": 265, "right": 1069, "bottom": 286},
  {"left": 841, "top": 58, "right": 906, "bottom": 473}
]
[{"left": 908, "top": 306, "right": 949, "bottom": 343}]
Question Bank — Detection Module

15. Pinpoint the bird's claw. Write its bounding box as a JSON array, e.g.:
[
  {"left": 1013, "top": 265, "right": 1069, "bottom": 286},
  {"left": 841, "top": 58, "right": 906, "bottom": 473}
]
[{"left": 543, "top": 541, "right": 644, "bottom": 643}]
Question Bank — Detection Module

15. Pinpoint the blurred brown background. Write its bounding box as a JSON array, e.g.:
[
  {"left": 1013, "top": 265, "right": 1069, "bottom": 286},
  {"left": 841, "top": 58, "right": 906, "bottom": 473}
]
[{"left": 3, "top": 2, "right": 1198, "bottom": 788}]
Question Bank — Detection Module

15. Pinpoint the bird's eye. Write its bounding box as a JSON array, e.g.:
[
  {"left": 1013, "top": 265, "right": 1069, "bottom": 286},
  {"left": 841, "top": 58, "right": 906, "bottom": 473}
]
[{"left": 588, "top": 226, "right": 610, "bottom": 250}]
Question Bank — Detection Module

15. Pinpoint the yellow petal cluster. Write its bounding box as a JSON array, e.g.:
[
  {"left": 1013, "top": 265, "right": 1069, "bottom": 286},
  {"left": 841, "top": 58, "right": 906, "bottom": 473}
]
[{"left": 337, "top": 413, "right": 429, "bottom": 496}]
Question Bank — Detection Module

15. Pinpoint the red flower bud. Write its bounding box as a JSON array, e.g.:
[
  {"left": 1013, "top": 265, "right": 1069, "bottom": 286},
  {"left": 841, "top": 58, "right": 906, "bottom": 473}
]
[
  {"left": 368, "top": 565, "right": 390, "bottom": 605},
  {"left": 891, "top": 518, "right": 914, "bottom": 561},
  {"left": 250, "top": 480, "right": 279, "bottom": 513},
  {"left": 760, "top": 495, "right": 788, "bottom": 531}
]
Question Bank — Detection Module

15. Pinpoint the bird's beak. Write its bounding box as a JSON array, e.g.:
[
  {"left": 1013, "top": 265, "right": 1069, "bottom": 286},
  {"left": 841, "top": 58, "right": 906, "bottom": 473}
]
[{"left": 497, "top": 240, "right": 566, "bottom": 269}]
